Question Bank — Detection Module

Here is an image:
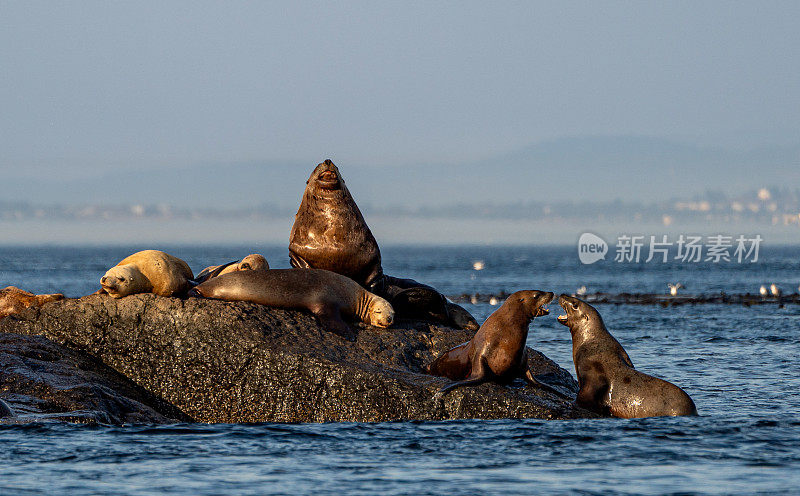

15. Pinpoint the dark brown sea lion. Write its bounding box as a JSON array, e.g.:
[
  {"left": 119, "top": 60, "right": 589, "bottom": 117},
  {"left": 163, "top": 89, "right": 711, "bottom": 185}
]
[
  {"left": 189, "top": 269, "right": 394, "bottom": 340},
  {"left": 426, "top": 290, "right": 566, "bottom": 397},
  {"left": 0, "top": 286, "right": 64, "bottom": 319},
  {"left": 557, "top": 294, "right": 698, "bottom": 418},
  {"left": 289, "top": 159, "right": 382, "bottom": 287},
  {"left": 288, "top": 159, "right": 478, "bottom": 330}
]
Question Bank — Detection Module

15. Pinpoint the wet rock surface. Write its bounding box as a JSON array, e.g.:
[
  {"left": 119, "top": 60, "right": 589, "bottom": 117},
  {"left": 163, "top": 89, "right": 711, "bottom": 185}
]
[
  {"left": 0, "top": 294, "right": 594, "bottom": 423},
  {"left": 0, "top": 332, "right": 190, "bottom": 424}
]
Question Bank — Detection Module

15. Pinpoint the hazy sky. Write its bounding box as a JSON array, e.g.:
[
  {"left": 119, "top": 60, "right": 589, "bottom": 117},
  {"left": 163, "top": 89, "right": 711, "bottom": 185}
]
[{"left": 2, "top": 1, "right": 799, "bottom": 180}]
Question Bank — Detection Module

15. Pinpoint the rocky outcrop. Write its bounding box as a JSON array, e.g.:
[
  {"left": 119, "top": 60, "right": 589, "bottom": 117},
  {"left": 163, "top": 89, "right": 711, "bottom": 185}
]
[
  {"left": 0, "top": 294, "right": 594, "bottom": 423},
  {"left": 0, "top": 332, "right": 190, "bottom": 424}
]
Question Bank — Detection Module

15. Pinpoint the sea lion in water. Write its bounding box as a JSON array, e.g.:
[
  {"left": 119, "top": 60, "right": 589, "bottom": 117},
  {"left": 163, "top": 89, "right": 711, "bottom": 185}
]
[
  {"left": 99, "top": 250, "right": 193, "bottom": 298},
  {"left": 0, "top": 398, "right": 14, "bottom": 418},
  {"left": 426, "top": 290, "right": 566, "bottom": 397},
  {"left": 189, "top": 269, "right": 394, "bottom": 339},
  {"left": 288, "top": 159, "right": 478, "bottom": 330},
  {"left": 557, "top": 295, "right": 697, "bottom": 418},
  {"left": 0, "top": 286, "right": 64, "bottom": 319},
  {"left": 194, "top": 254, "right": 269, "bottom": 284}
]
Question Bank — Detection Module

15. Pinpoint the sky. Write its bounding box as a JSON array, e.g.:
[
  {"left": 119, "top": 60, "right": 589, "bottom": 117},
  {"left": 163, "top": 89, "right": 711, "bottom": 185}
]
[
  {"left": 1, "top": 1, "right": 799, "bottom": 179},
  {"left": 1, "top": 2, "right": 799, "bottom": 244}
]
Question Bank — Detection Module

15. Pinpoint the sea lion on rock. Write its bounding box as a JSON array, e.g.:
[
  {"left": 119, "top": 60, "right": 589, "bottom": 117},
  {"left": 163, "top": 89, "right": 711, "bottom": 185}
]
[
  {"left": 99, "top": 250, "right": 193, "bottom": 298},
  {"left": 194, "top": 254, "right": 269, "bottom": 284},
  {"left": 189, "top": 269, "right": 394, "bottom": 340},
  {"left": 557, "top": 295, "right": 697, "bottom": 418},
  {"left": 288, "top": 159, "right": 478, "bottom": 330},
  {"left": 0, "top": 286, "right": 64, "bottom": 319},
  {"left": 426, "top": 290, "right": 565, "bottom": 397},
  {"left": 289, "top": 159, "right": 383, "bottom": 286}
]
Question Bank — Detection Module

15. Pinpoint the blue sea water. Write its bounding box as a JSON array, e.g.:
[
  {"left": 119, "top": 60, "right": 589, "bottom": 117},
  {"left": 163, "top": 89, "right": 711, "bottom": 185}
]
[{"left": 1, "top": 245, "right": 799, "bottom": 495}]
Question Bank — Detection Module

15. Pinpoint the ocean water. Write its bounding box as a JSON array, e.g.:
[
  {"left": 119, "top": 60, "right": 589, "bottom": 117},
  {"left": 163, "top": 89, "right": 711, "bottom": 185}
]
[{"left": 1, "top": 245, "right": 799, "bottom": 495}]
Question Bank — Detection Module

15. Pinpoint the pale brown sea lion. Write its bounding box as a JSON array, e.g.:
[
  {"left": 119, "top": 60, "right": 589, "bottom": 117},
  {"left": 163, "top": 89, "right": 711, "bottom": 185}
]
[
  {"left": 0, "top": 286, "right": 64, "bottom": 319},
  {"left": 288, "top": 159, "right": 478, "bottom": 330},
  {"left": 557, "top": 295, "right": 697, "bottom": 418},
  {"left": 99, "top": 250, "right": 193, "bottom": 298},
  {"left": 194, "top": 254, "right": 270, "bottom": 284},
  {"left": 426, "top": 290, "right": 565, "bottom": 397},
  {"left": 188, "top": 269, "right": 394, "bottom": 340}
]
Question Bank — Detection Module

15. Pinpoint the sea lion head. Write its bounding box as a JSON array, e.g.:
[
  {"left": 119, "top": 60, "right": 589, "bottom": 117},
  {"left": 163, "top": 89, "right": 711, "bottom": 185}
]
[
  {"left": 367, "top": 295, "right": 395, "bottom": 328},
  {"left": 237, "top": 254, "right": 269, "bottom": 271},
  {"left": 100, "top": 265, "right": 147, "bottom": 298},
  {"left": 511, "top": 290, "right": 555, "bottom": 318},
  {"left": 306, "top": 159, "right": 348, "bottom": 196},
  {"left": 557, "top": 294, "right": 603, "bottom": 330}
]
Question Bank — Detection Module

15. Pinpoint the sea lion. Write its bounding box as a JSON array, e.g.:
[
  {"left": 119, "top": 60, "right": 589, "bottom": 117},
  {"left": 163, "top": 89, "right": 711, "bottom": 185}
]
[
  {"left": 557, "top": 294, "right": 698, "bottom": 418},
  {"left": 99, "top": 250, "right": 193, "bottom": 298},
  {"left": 189, "top": 269, "right": 394, "bottom": 339},
  {"left": 0, "top": 398, "right": 14, "bottom": 418},
  {"left": 194, "top": 254, "right": 270, "bottom": 283},
  {"left": 0, "top": 286, "right": 64, "bottom": 319},
  {"left": 426, "top": 290, "right": 566, "bottom": 397},
  {"left": 289, "top": 159, "right": 383, "bottom": 286},
  {"left": 288, "top": 159, "right": 478, "bottom": 330}
]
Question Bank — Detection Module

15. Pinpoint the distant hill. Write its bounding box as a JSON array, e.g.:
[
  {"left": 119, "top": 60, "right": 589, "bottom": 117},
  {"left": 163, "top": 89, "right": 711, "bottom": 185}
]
[{"left": 3, "top": 136, "right": 797, "bottom": 209}]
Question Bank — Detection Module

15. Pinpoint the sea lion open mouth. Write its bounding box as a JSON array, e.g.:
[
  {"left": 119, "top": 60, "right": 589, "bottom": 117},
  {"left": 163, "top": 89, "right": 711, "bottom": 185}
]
[
  {"left": 317, "top": 170, "right": 339, "bottom": 188},
  {"left": 535, "top": 293, "right": 554, "bottom": 317},
  {"left": 100, "top": 277, "right": 118, "bottom": 294},
  {"left": 556, "top": 296, "right": 570, "bottom": 324},
  {"left": 556, "top": 294, "right": 570, "bottom": 325}
]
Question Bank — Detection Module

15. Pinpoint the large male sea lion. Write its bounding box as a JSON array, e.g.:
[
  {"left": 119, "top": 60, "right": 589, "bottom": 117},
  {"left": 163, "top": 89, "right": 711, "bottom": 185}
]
[
  {"left": 194, "top": 254, "right": 269, "bottom": 284},
  {"left": 426, "top": 290, "right": 565, "bottom": 397},
  {"left": 557, "top": 294, "right": 697, "bottom": 418},
  {"left": 99, "top": 250, "right": 193, "bottom": 298},
  {"left": 0, "top": 286, "right": 64, "bottom": 319},
  {"left": 288, "top": 159, "right": 478, "bottom": 330},
  {"left": 189, "top": 269, "right": 394, "bottom": 339}
]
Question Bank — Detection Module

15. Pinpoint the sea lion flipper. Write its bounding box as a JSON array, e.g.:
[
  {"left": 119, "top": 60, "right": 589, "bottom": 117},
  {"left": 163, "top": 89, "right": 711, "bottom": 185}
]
[
  {"left": 445, "top": 301, "right": 479, "bottom": 331},
  {"left": 435, "top": 375, "right": 487, "bottom": 398},
  {"left": 524, "top": 369, "right": 572, "bottom": 400},
  {"left": 435, "top": 357, "right": 488, "bottom": 397},
  {"left": 620, "top": 350, "right": 635, "bottom": 369},
  {"left": 576, "top": 370, "right": 610, "bottom": 412},
  {"left": 194, "top": 260, "right": 238, "bottom": 284},
  {"left": 313, "top": 306, "right": 356, "bottom": 341},
  {"left": 289, "top": 252, "right": 311, "bottom": 269}
]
